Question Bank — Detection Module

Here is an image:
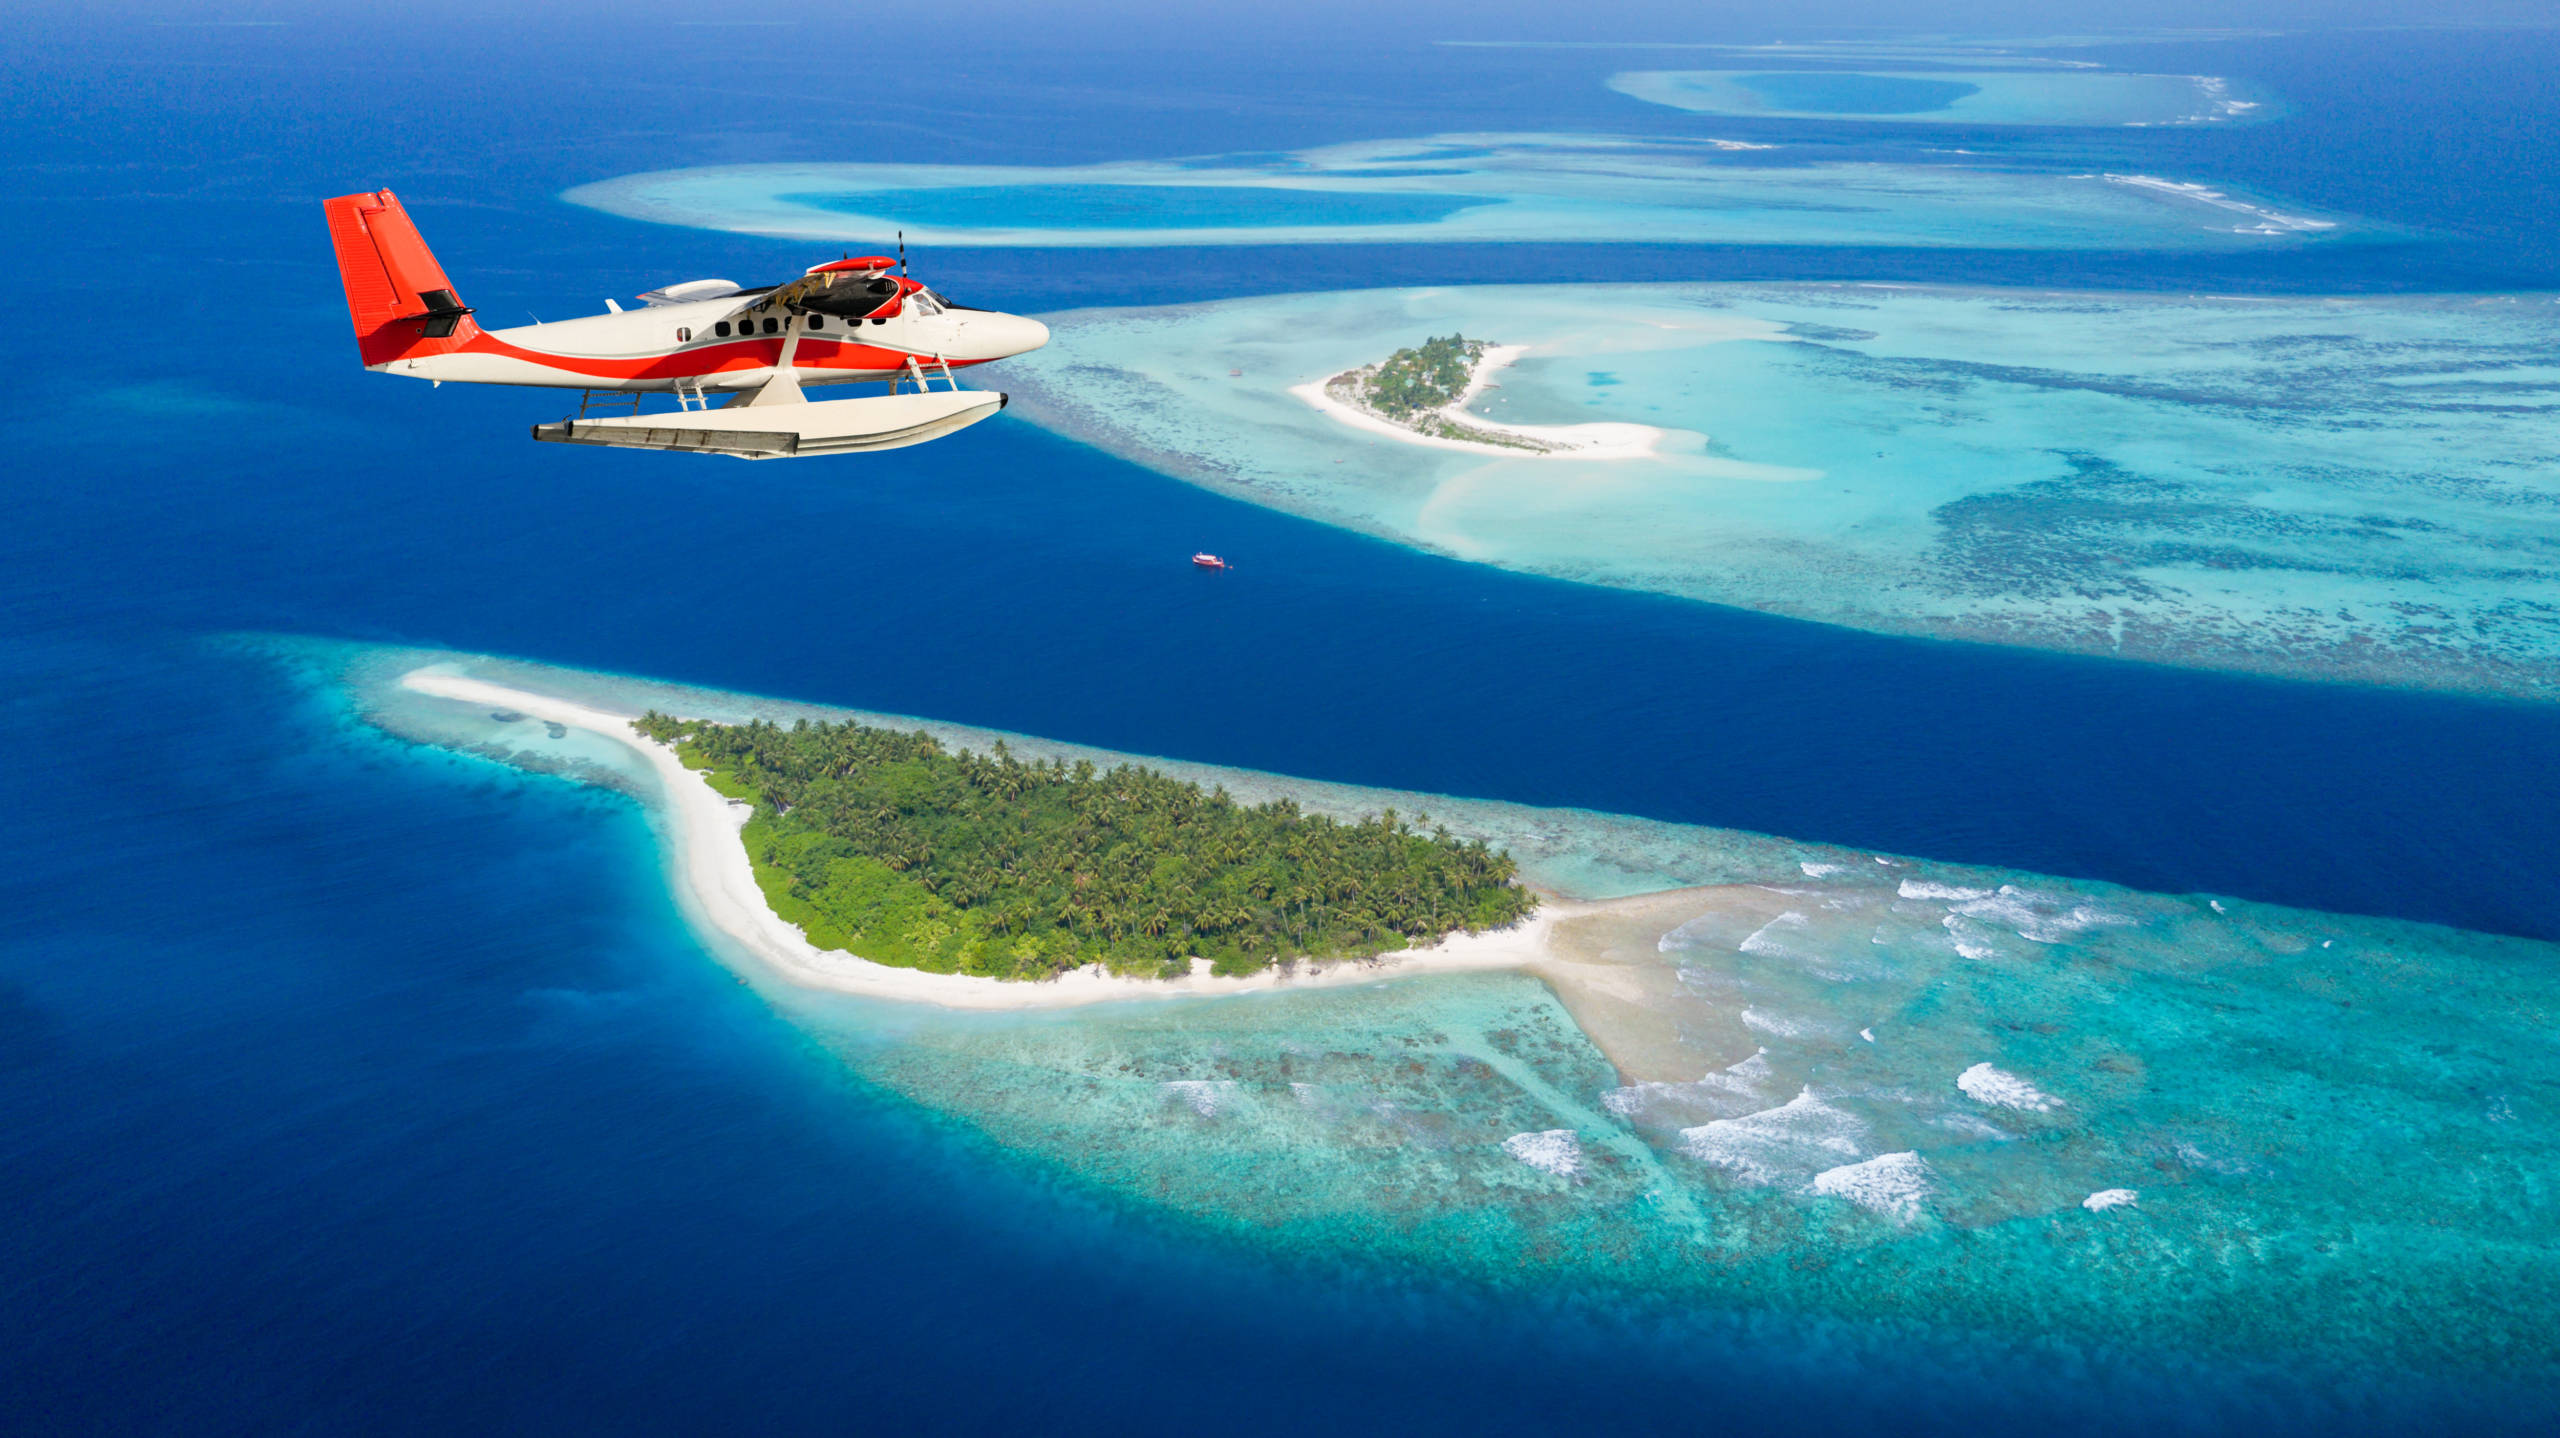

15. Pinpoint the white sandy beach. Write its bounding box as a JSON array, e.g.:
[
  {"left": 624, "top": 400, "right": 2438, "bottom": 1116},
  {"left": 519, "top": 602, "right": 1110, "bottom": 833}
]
[
  {"left": 399, "top": 668, "right": 1569, "bottom": 1011},
  {"left": 1292, "top": 344, "right": 1668, "bottom": 460}
]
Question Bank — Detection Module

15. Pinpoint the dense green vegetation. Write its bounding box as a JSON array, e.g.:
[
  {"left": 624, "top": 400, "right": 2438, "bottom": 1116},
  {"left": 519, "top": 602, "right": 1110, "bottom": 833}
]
[
  {"left": 635, "top": 712, "right": 1536, "bottom": 981},
  {"left": 1357, "top": 332, "right": 1486, "bottom": 419},
  {"left": 1331, "top": 332, "right": 1549, "bottom": 451}
]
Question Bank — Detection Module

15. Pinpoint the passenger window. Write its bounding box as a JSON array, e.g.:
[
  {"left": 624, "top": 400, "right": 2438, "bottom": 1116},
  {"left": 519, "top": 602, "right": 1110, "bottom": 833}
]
[
  {"left": 763, "top": 317, "right": 779, "bottom": 334},
  {"left": 870, "top": 315, "right": 887, "bottom": 325},
  {"left": 714, "top": 321, "right": 731, "bottom": 337},
  {"left": 676, "top": 327, "right": 692, "bottom": 343},
  {"left": 807, "top": 315, "right": 824, "bottom": 330}
]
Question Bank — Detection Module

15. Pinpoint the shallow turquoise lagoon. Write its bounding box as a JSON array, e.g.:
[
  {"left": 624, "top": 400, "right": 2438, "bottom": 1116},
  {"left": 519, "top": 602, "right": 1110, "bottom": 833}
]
[
  {"left": 342, "top": 642, "right": 2560, "bottom": 1388},
  {"left": 783, "top": 184, "right": 1501, "bottom": 231},
  {"left": 1004, "top": 284, "right": 2560, "bottom": 698},
  {"left": 566, "top": 133, "right": 2340, "bottom": 250},
  {"left": 1610, "top": 68, "right": 2266, "bottom": 126},
  {"left": 1725, "top": 72, "right": 1985, "bottom": 114}
]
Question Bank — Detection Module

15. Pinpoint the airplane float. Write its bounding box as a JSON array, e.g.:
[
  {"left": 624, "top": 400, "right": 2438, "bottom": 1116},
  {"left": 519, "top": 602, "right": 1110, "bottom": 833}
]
[{"left": 323, "top": 189, "right": 1049, "bottom": 458}]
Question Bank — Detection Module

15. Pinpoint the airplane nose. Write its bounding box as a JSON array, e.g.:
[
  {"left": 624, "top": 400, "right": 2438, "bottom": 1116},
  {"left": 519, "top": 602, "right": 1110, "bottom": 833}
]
[{"left": 958, "top": 311, "right": 1049, "bottom": 361}]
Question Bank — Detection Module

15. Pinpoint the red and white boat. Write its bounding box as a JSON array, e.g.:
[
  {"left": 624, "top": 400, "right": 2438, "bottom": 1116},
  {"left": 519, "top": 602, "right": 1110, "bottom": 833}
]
[{"left": 1191, "top": 553, "right": 1229, "bottom": 570}]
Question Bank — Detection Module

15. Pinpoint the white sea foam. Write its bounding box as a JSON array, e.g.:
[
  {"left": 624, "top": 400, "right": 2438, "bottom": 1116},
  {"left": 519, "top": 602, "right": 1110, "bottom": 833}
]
[
  {"left": 1678, "top": 1087, "right": 1867, "bottom": 1185},
  {"left": 1931, "top": 1111, "right": 2013, "bottom": 1142},
  {"left": 1163, "top": 1079, "right": 1237, "bottom": 1117},
  {"left": 1741, "top": 1007, "right": 1817, "bottom": 1039},
  {"left": 1942, "top": 915, "right": 2004, "bottom": 961},
  {"left": 1502, "top": 1129, "right": 1586, "bottom": 1177},
  {"left": 1950, "top": 893, "right": 2047, "bottom": 932},
  {"left": 2104, "top": 173, "right": 2336, "bottom": 234},
  {"left": 1658, "top": 912, "right": 1722, "bottom": 953},
  {"left": 1957, "top": 1063, "right": 2064, "bottom": 1112},
  {"left": 1723, "top": 1048, "right": 1775, "bottom": 1083},
  {"left": 1899, "top": 879, "right": 1992, "bottom": 901},
  {"left": 1801, "top": 861, "right": 1850, "bottom": 877},
  {"left": 1810, "top": 1151, "right": 1933, "bottom": 1222},
  {"left": 1908, "top": 883, "right": 2133, "bottom": 944},
  {"left": 1860, "top": 1027, "right": 1876, "bottom": 1043},
  {"left": 2083, "top": 1188, "right": 2140, "bottom": 1212},
  {"left": 1739, "top": 911, "right": 1809, "bottom": 956},
  {"left": 1735, "top": 910, "right": 1870, "bottom": 980},
  {"left": 1603, "top": 1047, "right": 1778, "bottom": 1120}
]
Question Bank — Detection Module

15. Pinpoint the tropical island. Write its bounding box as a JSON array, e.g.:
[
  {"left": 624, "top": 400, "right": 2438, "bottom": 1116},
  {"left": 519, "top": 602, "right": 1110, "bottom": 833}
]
[
  {"left": 633, "top": 710, "right": 1537, "bottom": 981},
  {"left": 1321, "top": 332, "right": 1558, "bottom": 452}
]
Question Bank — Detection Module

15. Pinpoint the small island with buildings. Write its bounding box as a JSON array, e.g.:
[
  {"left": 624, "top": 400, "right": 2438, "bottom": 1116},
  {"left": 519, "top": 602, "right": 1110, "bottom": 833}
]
[{"left": 1321, "top": 333, "right": 1559, "bottom": 452}]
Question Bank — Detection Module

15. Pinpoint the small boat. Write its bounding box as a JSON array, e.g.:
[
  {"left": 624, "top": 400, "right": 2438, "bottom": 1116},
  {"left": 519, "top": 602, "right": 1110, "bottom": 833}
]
[{"left": 1192, "top": 553, "right": 1229, "bottom": 570}]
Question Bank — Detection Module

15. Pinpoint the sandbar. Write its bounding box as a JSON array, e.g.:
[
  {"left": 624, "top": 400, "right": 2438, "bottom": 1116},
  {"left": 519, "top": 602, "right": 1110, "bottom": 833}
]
[
  {"left": 393, "top": 666, "right": 1784, "bottom": 1082},
  {"left": 399, "top": 667, "right": 1590, "bottom": 1012}
]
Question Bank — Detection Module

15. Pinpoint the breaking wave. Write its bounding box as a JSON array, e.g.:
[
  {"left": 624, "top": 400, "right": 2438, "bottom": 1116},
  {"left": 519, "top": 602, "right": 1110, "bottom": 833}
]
[
  {"left": 1899, "top": 879, "right": 1992, "bottom": 901},
  {"left": 1502, "top": 1129, "right": 1586, "bottom": 1177},
  {"left": 1810, "top": 1151, "right": 1934, "bottom": 1222},
  {"left": 1604, "top": 1048, "right": 1780, "bottom": 1123},
  {"left": 2103, "top": 173, "right": 2337, "bottom": 234},
  {"left": 1904, "top": 880, "right": 2136, "bottom": 945},
  {"left": 1958, "top": 1063, "right": 2064, "bottom": 1112},
  {"left": 1678, "top": 1088, "right": 1868, "bottom": 1185}
]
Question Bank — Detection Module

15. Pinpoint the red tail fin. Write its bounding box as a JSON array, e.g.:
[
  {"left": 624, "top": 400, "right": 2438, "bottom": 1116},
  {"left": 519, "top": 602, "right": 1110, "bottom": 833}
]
[{"left": 323, "top": 189, "right": 478, "bottom": 366}]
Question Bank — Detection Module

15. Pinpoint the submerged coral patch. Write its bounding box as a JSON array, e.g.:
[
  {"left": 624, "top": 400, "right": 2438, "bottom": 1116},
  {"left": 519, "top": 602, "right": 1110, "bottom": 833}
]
[
  {"left": 1005, "top": 283, "right": 2560, "bottom": 699},
  {"left": 351, "top": 644, "right": 2560, "bottom": 1382},
  {"left": 1502, "top": 1128, "right": 1586, "bottom": 1176}
]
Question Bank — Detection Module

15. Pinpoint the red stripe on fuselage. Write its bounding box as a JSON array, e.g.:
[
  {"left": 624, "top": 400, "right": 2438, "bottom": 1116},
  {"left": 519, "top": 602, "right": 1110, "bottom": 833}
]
[{"left": 457, "top": 330, "right": 987, "bottom": 383}]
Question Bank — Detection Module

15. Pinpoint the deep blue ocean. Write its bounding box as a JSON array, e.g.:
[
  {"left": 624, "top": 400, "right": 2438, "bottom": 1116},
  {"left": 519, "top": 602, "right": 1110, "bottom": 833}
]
[{"left": 6, "top": 5, "right": 2559, "bottom": 1432}]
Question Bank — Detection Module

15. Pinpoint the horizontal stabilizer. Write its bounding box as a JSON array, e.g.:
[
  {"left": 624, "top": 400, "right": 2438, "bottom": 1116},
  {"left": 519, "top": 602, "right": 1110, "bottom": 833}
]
[{"left": 531, "top": 390, "right": 1007, "bottom": 459}]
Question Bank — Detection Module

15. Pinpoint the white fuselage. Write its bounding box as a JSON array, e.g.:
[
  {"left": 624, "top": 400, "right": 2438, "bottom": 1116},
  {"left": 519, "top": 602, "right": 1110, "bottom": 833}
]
[{"left": 378, "top": 292, "right": 1050, "bottom": 391}]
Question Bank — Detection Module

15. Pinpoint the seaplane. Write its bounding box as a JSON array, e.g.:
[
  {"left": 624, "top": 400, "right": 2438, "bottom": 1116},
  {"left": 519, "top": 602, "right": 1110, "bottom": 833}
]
[{"left": 323, "top": 188, "right": 1049, "bottom": 459}]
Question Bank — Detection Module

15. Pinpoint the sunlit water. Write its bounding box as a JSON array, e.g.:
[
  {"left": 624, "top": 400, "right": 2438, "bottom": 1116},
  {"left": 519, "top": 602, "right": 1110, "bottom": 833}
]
[
  {"left": 344, "top": 641, "right": 2560, "bottom": 1401},
  {"left": 1609, "top": 68, "right": 2267, "bottom": 126},
  {"left": 12, "top": 13, "right": 2560, "bottom": 1432},
  {"left": 567, "top": 132, "right": 2345, "bottom": 251},
  {"left": 1007, "top": 282, "right": 2560, "bottom": 697}
]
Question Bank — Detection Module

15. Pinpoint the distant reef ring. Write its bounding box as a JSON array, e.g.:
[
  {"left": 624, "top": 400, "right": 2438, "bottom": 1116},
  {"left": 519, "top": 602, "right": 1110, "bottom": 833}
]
[
  {"left": 1608, "top": 69, "right": 2273, "bottom": 126},
  {"left": 563, "top": 133, "right": 2337, "bottom": 251}
]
